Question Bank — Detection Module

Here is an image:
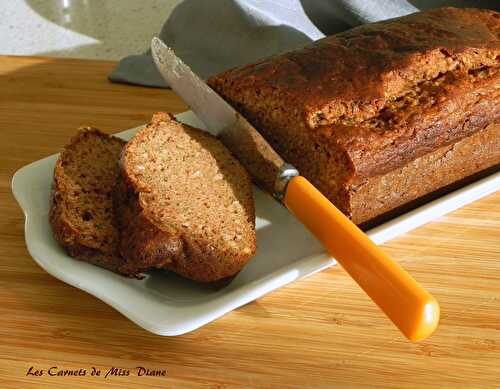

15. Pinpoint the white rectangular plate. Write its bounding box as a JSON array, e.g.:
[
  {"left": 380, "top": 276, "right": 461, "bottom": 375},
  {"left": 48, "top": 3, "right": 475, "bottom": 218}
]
[{"left": 12, "top": 111, "right": 500, "bottom": 336}]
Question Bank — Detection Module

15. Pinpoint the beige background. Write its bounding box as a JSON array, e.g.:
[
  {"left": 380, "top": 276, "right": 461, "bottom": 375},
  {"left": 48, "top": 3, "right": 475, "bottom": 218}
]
[{"left": 0, "top": 0, "right": 181, "bottom": 59}]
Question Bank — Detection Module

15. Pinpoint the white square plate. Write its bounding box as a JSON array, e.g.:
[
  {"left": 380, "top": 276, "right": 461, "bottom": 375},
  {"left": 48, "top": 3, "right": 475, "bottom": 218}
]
[{"left": 12, "top": 111, "right": 500, "bottom": 335}]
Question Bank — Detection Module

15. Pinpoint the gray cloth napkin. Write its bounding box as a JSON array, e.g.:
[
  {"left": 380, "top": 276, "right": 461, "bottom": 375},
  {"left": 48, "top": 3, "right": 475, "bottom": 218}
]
[{"left": 109, "top": 0, "right": 499, "bottom": 88}]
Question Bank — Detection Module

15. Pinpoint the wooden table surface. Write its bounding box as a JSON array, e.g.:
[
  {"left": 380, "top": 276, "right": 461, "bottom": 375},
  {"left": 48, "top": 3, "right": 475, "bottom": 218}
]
[{"left": 1, "top": 56, "right": 499, "bottom": 388}]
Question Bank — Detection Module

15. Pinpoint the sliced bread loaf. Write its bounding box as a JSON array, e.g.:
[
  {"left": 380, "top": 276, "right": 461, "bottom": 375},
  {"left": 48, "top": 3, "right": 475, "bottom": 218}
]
[
  {"left": 116, "top": 112, "right": 256, "bottom": 282},
  {"left": 50, "top": 128, "right": 126, "bottom": 272}
]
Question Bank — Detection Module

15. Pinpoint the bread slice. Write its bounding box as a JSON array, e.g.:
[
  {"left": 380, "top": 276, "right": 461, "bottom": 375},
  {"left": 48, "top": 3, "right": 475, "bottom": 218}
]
[
  {"left": 116, "top": 112, "right": 256, "bottom": 282},
  {"left": 49, "top": 128, "right": 126, "bottom": 272}
]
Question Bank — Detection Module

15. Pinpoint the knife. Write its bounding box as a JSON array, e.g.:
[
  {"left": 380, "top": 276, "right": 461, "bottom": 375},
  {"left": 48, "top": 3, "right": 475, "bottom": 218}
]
[{"left": 151, "top": 37, "right": 440, "bottom": 341}]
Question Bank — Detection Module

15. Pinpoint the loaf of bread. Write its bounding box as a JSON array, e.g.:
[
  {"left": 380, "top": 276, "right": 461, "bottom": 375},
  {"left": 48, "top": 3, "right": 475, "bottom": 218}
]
[
  {"left": 49, "top": 128, "right": 126, "bottom": 272},
  {"left": 208, "top": 7, "right": 500, "bottom": 225},
  {"left": 116, "top": 113, "right": 256, "bottom": 282}
]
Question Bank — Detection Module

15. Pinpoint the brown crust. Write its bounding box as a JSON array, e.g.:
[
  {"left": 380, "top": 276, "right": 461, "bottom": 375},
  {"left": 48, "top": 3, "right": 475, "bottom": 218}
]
[
  {"left": 49, "top": 128, "right": 127, "bottom": 273},
  {"left": 351, "top": 123, "right": 500, "bottom": 224},
  {"left": 116, "top": 113, "right": 256, "bottom": 282},
  {"left": 208, "top": 7, "right": 500, "bottom": 224},
  {"left": 325, "top": 67, "right": 499, "bottom": 178},
  {"left": 209, "top": 7, "right": 499, "bottom": 127}
]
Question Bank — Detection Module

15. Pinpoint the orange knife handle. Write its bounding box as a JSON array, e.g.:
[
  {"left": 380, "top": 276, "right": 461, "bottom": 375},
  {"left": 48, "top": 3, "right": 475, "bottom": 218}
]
[{"left": 283, "top": 176, "right": 440, "bottom": 341}]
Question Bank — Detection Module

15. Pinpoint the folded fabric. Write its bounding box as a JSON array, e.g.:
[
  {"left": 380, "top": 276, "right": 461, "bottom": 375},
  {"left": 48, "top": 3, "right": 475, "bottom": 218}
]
[{"left": 109, "top": 0, "right": 499, "bottom": 88}]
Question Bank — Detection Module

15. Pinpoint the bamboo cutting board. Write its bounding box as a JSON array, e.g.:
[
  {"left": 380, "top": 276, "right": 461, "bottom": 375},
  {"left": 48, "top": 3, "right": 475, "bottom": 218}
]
[{"left": 0, "top": 56, "right": 499, "bottom": 388}]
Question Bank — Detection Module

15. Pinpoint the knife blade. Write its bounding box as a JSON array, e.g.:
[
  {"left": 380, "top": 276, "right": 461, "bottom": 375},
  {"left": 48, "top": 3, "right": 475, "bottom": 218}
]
[
  {"left": 151, "top": 37, "right": 290, "bottom": 195},
  {"left": 151, "top": 37, "right": 440, "bottom": 341}
]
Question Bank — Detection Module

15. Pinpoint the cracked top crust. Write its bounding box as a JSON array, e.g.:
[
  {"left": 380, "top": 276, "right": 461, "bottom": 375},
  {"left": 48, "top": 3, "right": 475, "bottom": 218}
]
[{"left": 208, "top": 7, "right": 499, "bottom": 177}]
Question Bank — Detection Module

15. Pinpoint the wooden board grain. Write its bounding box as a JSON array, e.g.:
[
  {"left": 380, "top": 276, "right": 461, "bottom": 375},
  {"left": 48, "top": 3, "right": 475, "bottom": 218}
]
[{"left": 0, "top": 56, "right": 499, "bottom": 388}]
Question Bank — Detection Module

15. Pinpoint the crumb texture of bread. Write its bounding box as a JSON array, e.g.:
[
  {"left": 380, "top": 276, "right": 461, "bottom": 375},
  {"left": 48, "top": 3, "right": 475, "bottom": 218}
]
[
  {"left": 49, "top": 128, "right": 126, "bottom": 271},
  {"left": 208, "top": 7, "right": 500, "bottom": 224},
  {"left": 116, "top": 112, "right": 256, "bottom": 282}
]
